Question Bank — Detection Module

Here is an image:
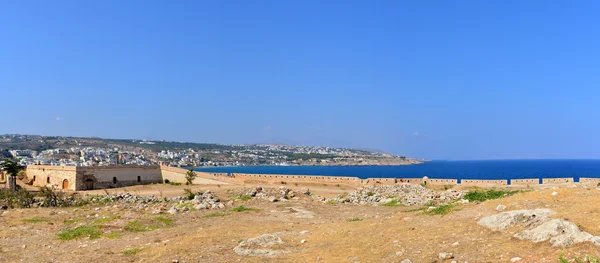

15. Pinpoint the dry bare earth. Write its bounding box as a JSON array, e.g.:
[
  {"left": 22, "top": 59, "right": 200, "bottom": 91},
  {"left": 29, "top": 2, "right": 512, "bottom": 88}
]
[{"left": 1, "top": 183, "right": 600, "bottom": 262}]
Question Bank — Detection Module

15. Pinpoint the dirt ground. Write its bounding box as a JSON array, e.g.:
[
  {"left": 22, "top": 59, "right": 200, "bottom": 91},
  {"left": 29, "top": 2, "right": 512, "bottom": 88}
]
[{"left": 1, "top": 180, "right": 600, "bottom": 263}]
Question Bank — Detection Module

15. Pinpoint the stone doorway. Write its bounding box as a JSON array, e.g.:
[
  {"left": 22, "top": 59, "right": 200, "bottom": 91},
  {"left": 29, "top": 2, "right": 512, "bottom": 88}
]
[
  {"left": 84, "top": 179, "right": 94, "bottom": 190},
  {"left": 62, "top": 179, "right": 69, "bottom": 190}
]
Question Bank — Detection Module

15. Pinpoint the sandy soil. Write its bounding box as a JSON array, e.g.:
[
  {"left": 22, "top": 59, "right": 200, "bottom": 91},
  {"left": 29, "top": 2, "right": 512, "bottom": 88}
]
[{"left": 1, "top": 180, "right": 600, "bottom": 263}]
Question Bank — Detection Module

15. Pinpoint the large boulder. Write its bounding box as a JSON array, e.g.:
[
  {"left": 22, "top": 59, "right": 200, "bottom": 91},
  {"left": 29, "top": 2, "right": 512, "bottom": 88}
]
[
  {"left": 515, "top": 219, "right": 600, "bottom": 247},
  {"left": 477, "top": 209, "right": 555, "bottom": 231}
]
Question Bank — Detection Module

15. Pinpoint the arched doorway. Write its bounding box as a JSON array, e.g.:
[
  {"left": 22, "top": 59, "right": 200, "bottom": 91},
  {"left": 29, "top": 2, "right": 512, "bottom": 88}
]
[
  {"left": 84, "top": 179, "right": 94, "bottom": 190},
  {"left": 62, "top": 179, "right": 69, "bottom": 190}
]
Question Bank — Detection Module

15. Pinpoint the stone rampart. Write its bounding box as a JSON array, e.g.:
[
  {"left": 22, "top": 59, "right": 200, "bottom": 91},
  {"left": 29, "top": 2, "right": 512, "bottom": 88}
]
[
  {"left": 510, "top": 179, "right": 539, "bottom": 185},
  {"left": 461, "top": 179, "right": 507, "bottom": 186},
  {"left": 542, "top": 178, "right": 574, "bottom": 184},
  {"left": 579, "top": 178, "right": 600, "bottom": 184},
  {"left": 425, "top": 179, "right": 458, "bottom": 185}
]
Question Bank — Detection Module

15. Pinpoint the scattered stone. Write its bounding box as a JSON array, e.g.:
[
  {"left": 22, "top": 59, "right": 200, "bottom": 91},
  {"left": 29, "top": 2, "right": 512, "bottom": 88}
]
[
  {"left": 511, "top": 257, "right": 522, "bottom": 262},
  {"left": 348, "top": 256, "right": 358, "bottom": 261},
  {"left": 400, "top": 259, "right": 412, "bottom": 263},
  {"left": 233, "top": 234, "right": 290, "bottom": 257},
  {"left": 318, "top": 184, "right": 464, "bottom": 206},
  {"left": 268, "top": 196, "right": 278, "bottom": 202},
  {"left": 496, "top": 204, "right": 507, "bottom": 211},
  {"left": 300, "top": 239, "right": 306, "bottom": 243},
  {"left": 438, "top": 252, "right": 454, "bottom": 260},
  {"left": 451, "top": 242, "right": 460, "bottom": 247},
  {"left": 551, "top": 192, "right": 559, "bottom": 196},
  {"left": 299, "top": 230, "right": 309, "bottom": 235}
]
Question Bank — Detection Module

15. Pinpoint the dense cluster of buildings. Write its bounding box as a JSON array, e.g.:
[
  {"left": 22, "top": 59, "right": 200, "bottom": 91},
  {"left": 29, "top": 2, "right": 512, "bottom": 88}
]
[{"left": 0, "top": 134, "right": 418, "bottom": 167}]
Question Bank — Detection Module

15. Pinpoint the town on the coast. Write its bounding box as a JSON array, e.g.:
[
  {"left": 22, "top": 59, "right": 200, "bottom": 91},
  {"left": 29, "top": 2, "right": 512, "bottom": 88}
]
[{"left": 0, "top": 134, "right": 421, "bottom": 167}]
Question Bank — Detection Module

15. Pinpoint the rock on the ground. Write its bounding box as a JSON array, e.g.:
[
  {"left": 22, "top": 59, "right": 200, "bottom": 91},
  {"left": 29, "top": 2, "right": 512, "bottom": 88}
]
[
  {"left": 477, "top": 209, "right": 556, "bottom": 231},
  {"left": 511, "top": 257, "right": 522, "bottom": 262},
  {"left": 438, "top": 252, "right": 454, "bottom": 260},
  {"left": 496, "top": 204, "right": 507, "bottom": 211},
  {"left": 400, "top": 259, "right": 412, "bottom": 263},
  {"left": 233, "top": 234, "right": 290, "bottom": 257},
  {"left": 514, "top": 219, "right": 600, "bottom": 247}
]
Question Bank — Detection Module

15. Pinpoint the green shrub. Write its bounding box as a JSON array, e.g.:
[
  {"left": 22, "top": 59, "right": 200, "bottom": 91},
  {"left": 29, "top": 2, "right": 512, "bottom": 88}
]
[
  {"left": 183, "top": 188, "right": 195, "bottom": 200},
  {"left": 231, "top": 205, "right": 257, "bottom": 212},
  {"left": 57, "top": 226, "right": 103, "bottom": 240},
  {"left": 443, "top": 184, "right": 454, "bottom": 190},
  {"left": 424, "top": 204, "right": 456, "bottom": 216},
  {"left": 366, "top": 191, "right": 375, "bottom": 197},
  {"left": 463, "top": 189, "right": 521, "bottom": 202},
  {"left": 347, "top": 217, "right": 363, "bottom": 222},
  {"left": 169, "top": 182, "right": 182, "bottom": 186}
]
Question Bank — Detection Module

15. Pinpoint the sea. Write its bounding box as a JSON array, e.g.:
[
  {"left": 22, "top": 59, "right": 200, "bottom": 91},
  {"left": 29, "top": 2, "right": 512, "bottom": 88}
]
[{"left": 195, "top": 160, "right": 600, "bottom": 183}]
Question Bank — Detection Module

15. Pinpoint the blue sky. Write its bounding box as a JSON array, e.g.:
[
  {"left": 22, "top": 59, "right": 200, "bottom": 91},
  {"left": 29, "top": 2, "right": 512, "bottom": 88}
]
[{"left": 1, "top": 1, "right": 599, "bottom": 160}]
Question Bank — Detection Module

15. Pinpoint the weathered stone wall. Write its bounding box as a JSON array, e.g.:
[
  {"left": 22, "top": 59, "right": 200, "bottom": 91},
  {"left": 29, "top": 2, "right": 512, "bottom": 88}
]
[
  {"left": 27, "top": 165, "right": 77, "bottom": 190},
  {"left": 425, "top": 179, "right": 458, "bottom": 185},
  {"left": 579, "top": 178, "right": 600, "bottom": 184},
  {"left": 511, "top": 179, "right": 539, "bottom": 185},
  {"left": 542, "top": 178, "right": 574, "bottom": 184},
  {"left": 461, "top": 179, "right": 507, "bottom": 186},
  {"left": 77, "top": 165, "right": 162, "bottom": 190},
  {"left": 362, "top": 178, "right": 397, "bottom": 185}
]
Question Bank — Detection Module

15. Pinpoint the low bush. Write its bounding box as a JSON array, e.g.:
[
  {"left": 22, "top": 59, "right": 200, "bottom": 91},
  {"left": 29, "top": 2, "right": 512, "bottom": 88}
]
[
  {"left": 57, "top": 225, "right": 103, "bottom": 240},
  {"left": 347, "top": 217, "right": 363, "bottom": 222},
  {"left": 463, "top": 189, "right": 521, "bottom": 202}
]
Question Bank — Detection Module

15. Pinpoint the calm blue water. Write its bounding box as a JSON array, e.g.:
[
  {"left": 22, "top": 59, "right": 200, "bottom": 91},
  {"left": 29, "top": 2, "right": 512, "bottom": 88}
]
[{"left": 195, "top": 160, "right": 600, "bottom": 182}]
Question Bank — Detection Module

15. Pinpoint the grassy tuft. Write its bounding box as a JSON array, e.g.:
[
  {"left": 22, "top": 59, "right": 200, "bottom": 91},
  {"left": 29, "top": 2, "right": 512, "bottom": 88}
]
[
  {"left": 106, "top": 232, "right": 122, "bottom": 239},
  {"left": 93, "top": 215, "right": 121, "bottom": 224},
  {"left": 380, "top": 199, "right": 404, "bottom": 207},
  {"left": 64, "top": 219, "right": 79, "bottom": 225},
  {"left": 57, "top": 225, "right": 103, "bottom": 240},
  {"left": 154, "top": 216, "right": 173, "bottom": 226},
  {"left": 463, "top": 189, "right": 521, "bottom": 202},
  {"left": 122, "top": 248, "right": 141, "bottom": 256},
  {"left": 424, "top": 204, "right": 456, "bottom": 216},
  {"left": 231, "top": 205, "right": 258, "bottom": 212},
  {"left": 234, "top": 195, "right": 252, "bottom": 201},
  {"left": 125, "top": 221, "right": 158, "bottom": 232},
  {"left": 205, "top": 212, "right": 228, "bottom": 218},
  {"left": 23, "top": 217, "right": 51, "bottom": 223},
  {"left": 404, "top": 207, "right": 427, "bottom": 212},
  {"left": 346, "top": 217, "right": 363, "bottom": 222}
]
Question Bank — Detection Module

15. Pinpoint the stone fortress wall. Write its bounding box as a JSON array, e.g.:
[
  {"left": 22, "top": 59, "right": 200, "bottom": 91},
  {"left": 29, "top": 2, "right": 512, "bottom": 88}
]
[{"left": 23, "top": 164, "right": 600, "bottom": 191}]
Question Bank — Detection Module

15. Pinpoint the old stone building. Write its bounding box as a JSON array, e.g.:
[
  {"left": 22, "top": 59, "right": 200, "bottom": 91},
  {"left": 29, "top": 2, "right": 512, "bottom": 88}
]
[{"left": 27, "top": 165, "right": 163, "bottom": 190}]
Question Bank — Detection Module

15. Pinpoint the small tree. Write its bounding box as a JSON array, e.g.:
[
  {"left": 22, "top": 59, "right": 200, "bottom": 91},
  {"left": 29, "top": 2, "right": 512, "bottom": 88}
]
[
  {"left": 1, "top": 158, "right": 25, "bottom": 191},
  {"left": 185, "top": 169, "right": 197, "bottom": 185}
]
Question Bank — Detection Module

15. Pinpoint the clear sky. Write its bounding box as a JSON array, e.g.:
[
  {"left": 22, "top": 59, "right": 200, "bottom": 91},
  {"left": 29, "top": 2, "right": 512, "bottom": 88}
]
[{"left": 1, "top": 1, "right": 599, "bottom": 160}]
